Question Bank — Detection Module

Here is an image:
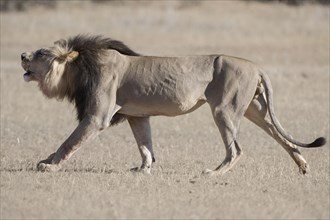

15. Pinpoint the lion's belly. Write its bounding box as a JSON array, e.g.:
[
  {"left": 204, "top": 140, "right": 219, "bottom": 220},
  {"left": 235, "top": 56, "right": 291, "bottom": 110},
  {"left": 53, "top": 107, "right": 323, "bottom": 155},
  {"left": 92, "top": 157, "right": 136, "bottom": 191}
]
[
  {"left": 118, "top": 97, "right": 207, "bottom": 117},
  {"left": 117, "top": 79, "right": 209, "bottom": 116}
]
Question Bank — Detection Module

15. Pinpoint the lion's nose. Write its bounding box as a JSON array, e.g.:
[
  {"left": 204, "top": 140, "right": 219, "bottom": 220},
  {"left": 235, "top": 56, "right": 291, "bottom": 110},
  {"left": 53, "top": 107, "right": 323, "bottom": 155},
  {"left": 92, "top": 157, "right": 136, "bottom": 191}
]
[{"left": 21, "top": 53, "right": 27, "bottom": 61}]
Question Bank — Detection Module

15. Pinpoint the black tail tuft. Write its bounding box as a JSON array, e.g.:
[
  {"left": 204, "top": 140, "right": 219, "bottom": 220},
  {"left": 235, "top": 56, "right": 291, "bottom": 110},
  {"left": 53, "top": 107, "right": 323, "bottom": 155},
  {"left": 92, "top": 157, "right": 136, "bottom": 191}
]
[{"left": 308, "top": 137, "right": 326, "bottom": 148}]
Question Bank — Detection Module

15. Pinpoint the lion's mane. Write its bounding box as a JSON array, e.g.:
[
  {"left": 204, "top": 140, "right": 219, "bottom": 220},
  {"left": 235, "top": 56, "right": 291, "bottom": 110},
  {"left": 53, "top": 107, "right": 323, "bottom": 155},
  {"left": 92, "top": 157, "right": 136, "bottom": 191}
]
[{"left": 51, "top": 35, "right": 140, "bottom": 124}]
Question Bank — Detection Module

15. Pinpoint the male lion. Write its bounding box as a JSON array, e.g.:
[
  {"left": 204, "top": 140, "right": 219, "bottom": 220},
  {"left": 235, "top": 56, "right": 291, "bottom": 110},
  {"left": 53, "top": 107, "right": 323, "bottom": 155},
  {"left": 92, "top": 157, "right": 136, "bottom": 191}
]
[{"left": 21, "top": 35, "right": 326, "bottom": 175}]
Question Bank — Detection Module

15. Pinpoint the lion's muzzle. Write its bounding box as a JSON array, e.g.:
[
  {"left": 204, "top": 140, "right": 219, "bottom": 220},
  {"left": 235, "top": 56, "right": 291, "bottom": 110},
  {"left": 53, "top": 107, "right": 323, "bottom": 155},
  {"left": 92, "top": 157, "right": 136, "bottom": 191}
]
[
  {"left": 23, "top": 71, "right": 33, "bottom": 82},
  {"left": 21, "top": 53, "right": 32, "bottom": 82}
]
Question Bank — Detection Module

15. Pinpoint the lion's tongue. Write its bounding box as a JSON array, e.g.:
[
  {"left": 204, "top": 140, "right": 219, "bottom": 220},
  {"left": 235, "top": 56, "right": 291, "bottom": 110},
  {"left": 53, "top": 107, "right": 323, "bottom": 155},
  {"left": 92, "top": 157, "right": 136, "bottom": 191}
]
[{"left": 23, "top": 72, "right": 31, "bottom": 82}]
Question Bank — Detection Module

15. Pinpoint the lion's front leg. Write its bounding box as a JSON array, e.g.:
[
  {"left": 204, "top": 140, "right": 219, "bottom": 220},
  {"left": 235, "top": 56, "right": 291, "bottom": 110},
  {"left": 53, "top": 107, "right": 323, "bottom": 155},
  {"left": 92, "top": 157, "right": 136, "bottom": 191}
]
[
  {"left": 37, "top": 117, "right": 100, "bottom": 172},
  {"left": 128, "top": 117, "right": 155, "bottom": 174}
]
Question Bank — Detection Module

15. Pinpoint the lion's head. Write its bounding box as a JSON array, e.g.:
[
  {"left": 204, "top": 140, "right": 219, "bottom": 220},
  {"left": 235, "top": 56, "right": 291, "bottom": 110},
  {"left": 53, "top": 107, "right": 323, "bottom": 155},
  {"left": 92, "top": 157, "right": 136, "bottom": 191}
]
[
  {"left": 21, "top": 40, "right": 79, "bottom": 99},
  {"left": 21, "top": 34, "right": 139, "bottom": 123}
]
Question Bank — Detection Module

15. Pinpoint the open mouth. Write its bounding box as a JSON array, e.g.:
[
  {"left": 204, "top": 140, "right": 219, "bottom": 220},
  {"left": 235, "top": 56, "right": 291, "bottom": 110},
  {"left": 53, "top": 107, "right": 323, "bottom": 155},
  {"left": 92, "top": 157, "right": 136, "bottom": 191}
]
[{"left": 23, "top": 70, "right": 34, "bottom": 82}]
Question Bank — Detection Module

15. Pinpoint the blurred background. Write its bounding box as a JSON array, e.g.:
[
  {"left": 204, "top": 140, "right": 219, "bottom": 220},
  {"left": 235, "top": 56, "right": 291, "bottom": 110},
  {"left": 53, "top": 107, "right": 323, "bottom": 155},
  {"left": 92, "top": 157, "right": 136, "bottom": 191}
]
[
  {"left": 1, "top": 0, "right": 329, "bottom": 62},
  {"left": 0, "top": 1, "right": 329, "bottom": 219},
  {"left": 1, "top": 0, "right": 329, "bottom": 11}
]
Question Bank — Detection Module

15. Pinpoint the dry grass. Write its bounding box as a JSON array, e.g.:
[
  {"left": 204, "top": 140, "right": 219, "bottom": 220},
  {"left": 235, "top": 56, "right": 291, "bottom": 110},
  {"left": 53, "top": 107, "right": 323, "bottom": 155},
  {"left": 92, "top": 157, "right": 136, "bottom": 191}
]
[{"left": 1, "top": 1, "right": 329, "bottom": 219}]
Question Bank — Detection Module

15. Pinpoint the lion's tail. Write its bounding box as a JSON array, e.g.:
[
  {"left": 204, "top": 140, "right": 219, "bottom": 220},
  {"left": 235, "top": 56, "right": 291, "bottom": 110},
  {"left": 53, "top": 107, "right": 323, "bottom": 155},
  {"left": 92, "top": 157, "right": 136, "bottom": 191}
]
[{"left": 259, "top": 72, "right": 326, "bottom": 148}]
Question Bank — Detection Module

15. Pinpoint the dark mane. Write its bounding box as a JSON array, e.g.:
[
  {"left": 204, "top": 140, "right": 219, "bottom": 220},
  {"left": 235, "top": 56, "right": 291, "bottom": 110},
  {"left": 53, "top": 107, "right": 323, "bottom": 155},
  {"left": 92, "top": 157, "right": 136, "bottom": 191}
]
[
  {"left": 69, "top": 34, "right": 140, "bottom": 57},
  {"left": 64, "top": 35, "right": 139, "bottom": 124}
]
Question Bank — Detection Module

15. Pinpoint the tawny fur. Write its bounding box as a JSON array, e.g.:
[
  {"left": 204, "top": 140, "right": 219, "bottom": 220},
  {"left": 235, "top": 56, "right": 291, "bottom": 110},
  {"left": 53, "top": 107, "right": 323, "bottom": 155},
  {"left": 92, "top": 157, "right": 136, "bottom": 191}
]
[{"left": 21, "top": 34, "right": 326, "bottom": 175}]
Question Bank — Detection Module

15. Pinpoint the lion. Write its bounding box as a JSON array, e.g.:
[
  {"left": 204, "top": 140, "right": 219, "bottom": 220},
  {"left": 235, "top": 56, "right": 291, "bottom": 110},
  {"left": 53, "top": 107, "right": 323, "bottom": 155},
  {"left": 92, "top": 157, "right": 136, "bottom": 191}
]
[{"left": 21, "top": 35, "right": 326, "bottom": 175}]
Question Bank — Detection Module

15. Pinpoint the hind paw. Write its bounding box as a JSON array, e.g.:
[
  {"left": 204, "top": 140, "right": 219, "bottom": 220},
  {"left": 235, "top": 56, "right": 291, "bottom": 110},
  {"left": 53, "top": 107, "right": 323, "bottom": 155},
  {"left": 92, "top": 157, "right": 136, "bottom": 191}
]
[
  {"left": 130, "top": 166, "right": 151, "bottom": 175},
  {"left": 202, "top": 169, "right": 216, "bottom": 176}
]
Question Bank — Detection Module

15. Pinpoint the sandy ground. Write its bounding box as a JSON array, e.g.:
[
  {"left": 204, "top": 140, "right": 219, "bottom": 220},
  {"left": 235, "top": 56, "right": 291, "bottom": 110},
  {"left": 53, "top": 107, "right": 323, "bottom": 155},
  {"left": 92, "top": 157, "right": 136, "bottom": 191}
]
[{"left": 0, "top": 1, "right": 329, "bottom": 219}]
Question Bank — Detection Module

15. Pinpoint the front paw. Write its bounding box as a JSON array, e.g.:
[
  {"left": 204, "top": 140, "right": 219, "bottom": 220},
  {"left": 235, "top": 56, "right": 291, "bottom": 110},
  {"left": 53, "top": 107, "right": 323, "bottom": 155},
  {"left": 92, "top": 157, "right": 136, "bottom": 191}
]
[
  {"left": 37, "top": 162, "right": 61, "bottom": 172},
  {"left": 37, "top": 153, "right": 60, "bottom": 172}
]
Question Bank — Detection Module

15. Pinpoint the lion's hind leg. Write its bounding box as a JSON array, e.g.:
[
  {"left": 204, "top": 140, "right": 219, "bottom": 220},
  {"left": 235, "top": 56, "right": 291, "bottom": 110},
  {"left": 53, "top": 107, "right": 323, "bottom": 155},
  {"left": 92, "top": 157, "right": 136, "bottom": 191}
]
[
  {"left": 245, "top": 95, "right": 309, "bottom": 174},
  {"left": 203, "top": 106, "right": 244, "bottom": 176}
]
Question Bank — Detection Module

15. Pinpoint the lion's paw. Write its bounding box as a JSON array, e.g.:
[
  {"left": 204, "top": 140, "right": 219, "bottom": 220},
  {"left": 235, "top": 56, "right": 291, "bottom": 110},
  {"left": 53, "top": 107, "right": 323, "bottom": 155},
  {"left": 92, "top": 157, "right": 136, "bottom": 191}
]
[
  {"left": 130, "top": 166, "right": 151, "bottom": 175},
  {"left": 37, "top": 162, "right": 61, "bottom": 172},
  {"left": 202, "top": 168, "right": 215, "bottom": 176}
]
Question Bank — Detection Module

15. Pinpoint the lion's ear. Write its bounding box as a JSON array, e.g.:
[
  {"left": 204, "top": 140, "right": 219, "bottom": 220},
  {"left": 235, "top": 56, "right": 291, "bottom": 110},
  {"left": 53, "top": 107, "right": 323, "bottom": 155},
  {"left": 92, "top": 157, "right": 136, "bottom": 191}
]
[
  {"left": 65, "top": 51, "right": 79, "bottom": 62},
  {"left": 58, "top": 51, "right": 79, "bottom": 63}
]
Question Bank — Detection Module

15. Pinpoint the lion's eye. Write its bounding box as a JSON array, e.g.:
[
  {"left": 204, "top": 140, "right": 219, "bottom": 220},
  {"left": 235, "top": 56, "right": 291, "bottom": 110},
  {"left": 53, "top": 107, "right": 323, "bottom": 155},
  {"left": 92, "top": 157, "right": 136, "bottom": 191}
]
[{"left": 36, "top": 50, "right": 45, "bottom": 57}]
